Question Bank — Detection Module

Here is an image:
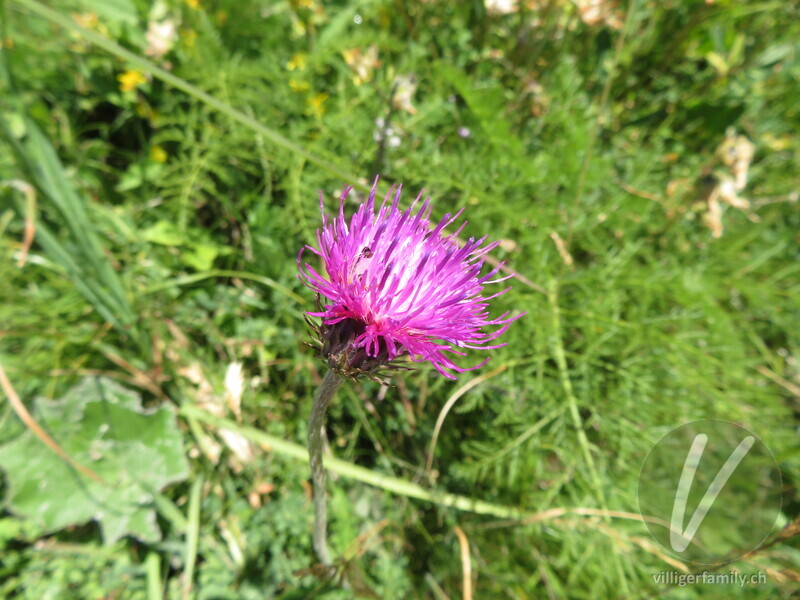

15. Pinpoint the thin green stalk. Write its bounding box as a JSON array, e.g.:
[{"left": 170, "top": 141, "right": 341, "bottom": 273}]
[
  {"left": 547, "top": 278, "right": 630, "bottom": 596},
  {"left": 180, "top": 403, "right": 527, "bottom": 520},
  {"left": 150, "top": 489, "right": 237, "bottom": 573},
  {"left": 308, "top": 370, "right": 344, "bottom": 565},
  {"left": 140, "top": 269, "right": 306, "bottom": 304},
  {"left": 182, "top": 476, "right": 203, "bottom": 600},
  {"left": 145, "top": 552, "right": 163, "bottom": 600}
]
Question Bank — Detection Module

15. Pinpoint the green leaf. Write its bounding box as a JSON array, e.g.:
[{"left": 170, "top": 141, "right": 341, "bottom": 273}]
[
  {"left": 115, "top": 161, "right": 164, "bottom": 192},
  {"left": 142, "top": 220, "right": 188, "bottom": 246},
  {"left": 0, "top": 378, "right": 188, "bottom": 544},
  {"left": 183, "top": 243, "right": 219, "bottom": 271}
]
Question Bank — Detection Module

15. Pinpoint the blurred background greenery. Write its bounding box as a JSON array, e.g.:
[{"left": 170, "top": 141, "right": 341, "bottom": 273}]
[{"left": 1, "top": 0, "right": 799, "bottom": 598}]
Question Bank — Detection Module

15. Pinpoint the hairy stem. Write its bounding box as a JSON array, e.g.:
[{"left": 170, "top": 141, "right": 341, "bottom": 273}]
[{"left": 308, "top": 369, "right": 344, "bottom": 565}]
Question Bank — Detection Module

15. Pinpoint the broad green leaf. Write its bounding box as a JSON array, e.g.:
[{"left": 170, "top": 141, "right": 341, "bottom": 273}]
[
  {"left": 0, "top": 378, "right": 188, "bottom": 544},
  {"left": 142, "top": 220, "right": 188, "bottom": 246},
  {"left": 183, "top": 244, "right": 219, "bottom": 271}
]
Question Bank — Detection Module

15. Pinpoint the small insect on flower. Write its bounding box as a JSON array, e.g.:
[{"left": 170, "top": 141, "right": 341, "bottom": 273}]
[{"left": 298, "top": 177, "right": 523, "bottom": 380}]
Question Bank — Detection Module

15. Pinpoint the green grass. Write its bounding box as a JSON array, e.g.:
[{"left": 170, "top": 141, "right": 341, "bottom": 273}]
[{"left": 1, "top": 0, "right": 799, "bottom": 598}]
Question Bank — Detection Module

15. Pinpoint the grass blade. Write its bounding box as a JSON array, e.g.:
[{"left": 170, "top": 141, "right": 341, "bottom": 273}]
[{"left": 182, "top": 476, "right": 203, "bottom": 600}]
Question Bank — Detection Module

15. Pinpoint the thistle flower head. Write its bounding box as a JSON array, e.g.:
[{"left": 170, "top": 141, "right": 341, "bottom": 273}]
[{"left": 298, "top": 177, "right": 521, "bottom": 380}]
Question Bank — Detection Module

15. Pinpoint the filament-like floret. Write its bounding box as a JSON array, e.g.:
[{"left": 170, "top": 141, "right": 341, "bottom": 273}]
[{"left": 298, "top": 177, "right": 522, "bottom": 379}]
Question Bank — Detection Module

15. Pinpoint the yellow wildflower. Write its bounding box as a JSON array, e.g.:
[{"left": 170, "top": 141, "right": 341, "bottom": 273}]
[
  {"left": 135, "top": 100, "right": 158, "bottom": 121},
  {"left": 289, "top": 79, "right": 310, "bottom": 92},
  {"left": 182, "top": 29, "right": 197, "bottom": 48},
  {"left": 763, "top": 133, "right": 791, "bottom": 152},
  {"left": 291, "top": 18, "right": 306, "bottom": 38},
  {"left": 118, "top": 69, "right": 147, "bottom": 92},
  {"left": 287, "top": 53, "right": 307, "bottom": 71},
  {"left": 183, "top": 0, "right": 200, "bottom": 8},
  {"left": 150, "top": 146, "right": 168, "bottom": 163},
  {"left": 306, "top": 93, "right": 328, "bottom": 118}
]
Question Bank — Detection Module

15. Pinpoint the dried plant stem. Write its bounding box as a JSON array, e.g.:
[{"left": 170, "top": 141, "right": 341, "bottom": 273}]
[
  {"left": 308, "top": 370, "right": 344, "bottom": 566},
  {"left": 453, "top": 525, "right": 473, "bottom": 600},
  {"left": 0, "top": 179, "right": 37, "bottom": 267},
  {"left": 425, "top": 364, "right": 507, "bottom": 476},
  {"left": 0, "top": 361, "right": 103, "bottom": 483}
]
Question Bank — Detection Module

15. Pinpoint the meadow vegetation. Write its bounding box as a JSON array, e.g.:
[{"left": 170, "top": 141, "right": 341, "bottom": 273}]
[{"left": 0, "top": 0, "right": 799, "bottom": 598}]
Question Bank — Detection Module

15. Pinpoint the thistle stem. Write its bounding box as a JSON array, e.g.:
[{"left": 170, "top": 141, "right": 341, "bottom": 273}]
[{"left": 308, "top": 369, "right": 344, "bottom": 565}]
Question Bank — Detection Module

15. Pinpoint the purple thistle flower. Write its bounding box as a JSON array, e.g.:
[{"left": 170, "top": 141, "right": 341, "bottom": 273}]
[{"left": 298, "top": 177, "right": 521, "bottom": 380}]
